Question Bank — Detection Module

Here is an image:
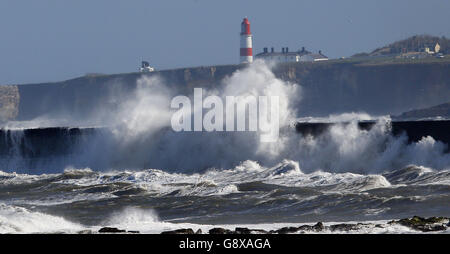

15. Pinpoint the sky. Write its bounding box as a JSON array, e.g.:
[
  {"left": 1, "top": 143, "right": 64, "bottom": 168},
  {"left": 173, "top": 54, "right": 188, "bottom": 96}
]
[{"left": 0, "top": 0, "right": 449, "bottom": 84}]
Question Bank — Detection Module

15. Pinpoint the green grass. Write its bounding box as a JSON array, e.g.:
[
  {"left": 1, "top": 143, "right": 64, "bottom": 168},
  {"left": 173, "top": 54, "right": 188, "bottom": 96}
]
[{"left": 329, "top": 55, "right": 450, "bottom": 65}]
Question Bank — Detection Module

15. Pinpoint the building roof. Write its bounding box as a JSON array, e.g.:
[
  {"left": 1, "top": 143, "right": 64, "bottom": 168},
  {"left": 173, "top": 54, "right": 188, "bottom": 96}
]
[
  {"left": 255, "top": 52, "right": 302, "bottom": 57},
  {"left": 255, "top": 48, "right": 328, "bottom": 59}
]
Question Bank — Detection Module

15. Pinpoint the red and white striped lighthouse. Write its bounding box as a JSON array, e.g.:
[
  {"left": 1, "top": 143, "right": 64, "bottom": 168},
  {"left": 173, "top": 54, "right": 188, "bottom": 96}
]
[{"left": 240, "top": 17, "right": 253, "bottom": 64}]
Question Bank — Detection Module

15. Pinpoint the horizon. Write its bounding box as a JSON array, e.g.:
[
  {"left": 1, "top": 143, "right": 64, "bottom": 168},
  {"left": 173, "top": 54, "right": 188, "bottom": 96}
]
[{"left": 1, "top": 0, "right": 449, "bottom": 84}]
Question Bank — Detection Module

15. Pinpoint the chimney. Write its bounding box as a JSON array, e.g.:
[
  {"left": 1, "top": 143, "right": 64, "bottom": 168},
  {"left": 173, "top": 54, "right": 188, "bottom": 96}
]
[
  {"left": 286, "top": 47, "right": 289, "bottom": 53},
  {"left": 319, "top": 50, "right": 322, "bottom": 55},
  {"left": 282, "top": 47, "right": 285, "bottom": 53},
  {"left": 264, "top": 47, "right": 268, "bottom": 53},
  {"left": 271, "top": 47, "right": 274, "bottom": 53},
  {"left": 302, "top": 47, "right": 305, "bottom": 52}
]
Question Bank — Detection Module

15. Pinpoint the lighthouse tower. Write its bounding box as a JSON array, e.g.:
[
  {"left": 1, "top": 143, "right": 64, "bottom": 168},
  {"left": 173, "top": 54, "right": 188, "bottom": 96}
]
[{"left": 240, "top": 18, "right": 253, "bottom": 64}]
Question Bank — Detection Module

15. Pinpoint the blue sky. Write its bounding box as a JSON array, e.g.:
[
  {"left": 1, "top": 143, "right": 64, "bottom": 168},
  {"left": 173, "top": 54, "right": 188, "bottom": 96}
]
[{"left": 1, "top": 0, "right": 449, "bottom": 84}]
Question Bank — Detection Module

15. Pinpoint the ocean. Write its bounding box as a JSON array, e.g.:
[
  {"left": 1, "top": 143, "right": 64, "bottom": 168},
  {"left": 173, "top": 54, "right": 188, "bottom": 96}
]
[{"left": 0, "top": 61, "right": 449, "bottom": 234}]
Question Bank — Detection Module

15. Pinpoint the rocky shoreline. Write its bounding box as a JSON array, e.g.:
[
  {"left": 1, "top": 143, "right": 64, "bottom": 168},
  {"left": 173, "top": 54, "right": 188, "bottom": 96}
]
[{"left": 95, "top": 216, "right": 450, "bottom": 234}]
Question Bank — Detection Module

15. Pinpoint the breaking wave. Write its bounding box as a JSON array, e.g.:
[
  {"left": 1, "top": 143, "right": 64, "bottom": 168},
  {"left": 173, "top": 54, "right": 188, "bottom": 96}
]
[
  {"left": 1, "top": 161, "right": 450, "bottom": 232},
  {"left": 0, "top": 203, "right": 84, "bottom": 233},
  {"left": 1, "top": 61, "right": 449, "bottom": 175},
  {"left": 1, "top": 61, "right": 450, "bottom": 233}
]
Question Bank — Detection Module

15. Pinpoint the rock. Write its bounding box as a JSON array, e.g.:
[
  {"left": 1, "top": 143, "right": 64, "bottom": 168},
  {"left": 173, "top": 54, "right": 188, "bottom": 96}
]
[
  {"left": 289, "top": 222, "right": 325, "bottom": 233},
  {"left": 273, "top": 227, "right": 299, "bottom": 234},
  {"left": 420, "top": 225, "right": 447, "bottom": 232},
  {"left": 77, "top": 230, "right": 93, "bottom": 234},
  {"left": 98, "top": 227, "right": 126, "bottom": 233},
  {"left": 391, "top": 216, "right": 449, "bottom": 232},
  {"left": 313, "top": 222, "right": 325, "bottom": 231},
  {"left": 153, "top": 216, "right": 449, "bottom": 235},
  {"left": 161, "top": 228, "right": 195, "bottom": 234},
  {"left": 209, "top": 228, "right": 233, "bottom": 234},
  {"left": 296, "top": 225, "right": 314, "bottom": 232},
  {"left": 195, "top": 229, "right": 202, "bottom": 234},
  {"left": 127, "top": 230, "right": 140, "bottom": 234},
  {"left": 234, "top": 227, "right": 251, "bottom": 234},
  {"left": 330, "top": 223, "right": 360, "bottom": 232}
]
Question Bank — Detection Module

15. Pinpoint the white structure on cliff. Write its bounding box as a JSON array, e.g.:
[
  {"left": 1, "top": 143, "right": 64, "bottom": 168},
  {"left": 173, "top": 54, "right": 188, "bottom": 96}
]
[
  {"left": 255, "top": 47, "right": 328, "bottom": 63},
  {"left": 140, "top": 61, "right": 154, "bottom": 72}
]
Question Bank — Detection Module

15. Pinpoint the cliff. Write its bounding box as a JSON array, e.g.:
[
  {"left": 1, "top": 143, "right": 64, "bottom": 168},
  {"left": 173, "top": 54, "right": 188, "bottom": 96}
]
[
  {"left": 370, "top": 35, "right": 449, "bottom": 55},
  {"left": 1, "top": 59, "right": 450, "bottom": 122},
  {"left": 274, "top": 60, "right": 450, "bottom": 116},
  {"left": 393, "top": 102, "right": 450, "bottom": 120},
  {"left": 0, "top": 85, "right": 19, "bottom": 121}
]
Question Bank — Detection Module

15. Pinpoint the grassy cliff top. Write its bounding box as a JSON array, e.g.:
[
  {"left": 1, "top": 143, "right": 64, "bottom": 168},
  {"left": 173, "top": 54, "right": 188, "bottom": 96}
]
[
  {"left": 351, "top": 35, "right": 450, "bottom": 58},
  {"left": 8, "top": 53, "right": 450, "bottom": 87}
]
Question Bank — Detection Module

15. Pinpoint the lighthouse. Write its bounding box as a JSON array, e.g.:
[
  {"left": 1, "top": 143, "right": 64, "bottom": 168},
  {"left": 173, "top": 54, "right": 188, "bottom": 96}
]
[{"left": 240, "top": 17, "right": 253, "bottom": 64}]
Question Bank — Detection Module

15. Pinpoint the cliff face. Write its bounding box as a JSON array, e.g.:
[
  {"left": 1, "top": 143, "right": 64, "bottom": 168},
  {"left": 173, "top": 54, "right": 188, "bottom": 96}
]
[
  {"left": 274, "top": 61, "right": 450, "bottom": 116},
  {"left": 394, "top": 102, "right": 450, "bottom": 120},
  {"left": 0, "top": 61, "right": 449, "bottom": 122},
  {"left": 0, "top": 85, "right": 19, "bottom": 121}
]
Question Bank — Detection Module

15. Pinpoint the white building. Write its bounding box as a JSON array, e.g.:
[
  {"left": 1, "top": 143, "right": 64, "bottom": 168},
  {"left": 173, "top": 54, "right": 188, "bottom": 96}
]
[
  {"left": 299, "top": 51, "right": 329, "bottom": 62},
  {"left": 140, "top": 61, "right": 154, "bottom": 72},
  {"left": 255, "top": 47, "right": 328, "bottom": 63}
]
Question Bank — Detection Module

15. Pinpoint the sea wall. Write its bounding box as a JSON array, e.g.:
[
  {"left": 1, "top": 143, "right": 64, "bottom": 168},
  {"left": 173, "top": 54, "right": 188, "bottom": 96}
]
[
  {"left": 0, "top": 61, "right": 449, "bottom": 122},
  {"left": 2, "top": 120, "right": 448, "bottom": 172},
  {"left": 295, "top": 120, "right": 450, "bottom": 146}
]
